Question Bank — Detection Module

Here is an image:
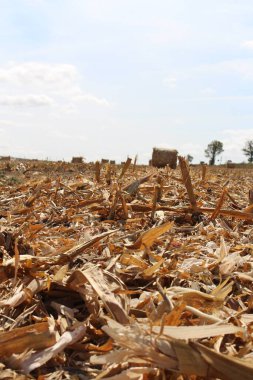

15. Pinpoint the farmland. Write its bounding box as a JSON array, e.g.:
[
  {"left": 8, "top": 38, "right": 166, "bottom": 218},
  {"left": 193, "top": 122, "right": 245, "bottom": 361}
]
[{"left": 0, "top": 159, "right": 253, "bottom": 379}]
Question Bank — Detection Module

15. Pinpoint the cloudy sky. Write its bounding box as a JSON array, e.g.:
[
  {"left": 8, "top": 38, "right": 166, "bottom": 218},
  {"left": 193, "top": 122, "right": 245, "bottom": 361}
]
[{"left": 0, "top": 0, "right": 253, "bottom": 163}]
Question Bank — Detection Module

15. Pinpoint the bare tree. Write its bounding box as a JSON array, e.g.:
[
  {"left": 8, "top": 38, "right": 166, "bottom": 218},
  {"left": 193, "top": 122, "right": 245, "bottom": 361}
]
[
  {"left": 186, "top": 154, "right": 193, "bottom": 163},
  {"left": 242, "top": 140, "right": 253, "bottom": 163},
  {"left": 205, "top": 140, "right": 224, "bottom": 165}
]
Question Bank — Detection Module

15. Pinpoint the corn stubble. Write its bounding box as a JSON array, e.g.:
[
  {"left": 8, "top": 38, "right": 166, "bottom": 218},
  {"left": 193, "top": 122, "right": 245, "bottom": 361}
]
[{"left": 0, "top": 158, "right": 253, "bottom": 379}]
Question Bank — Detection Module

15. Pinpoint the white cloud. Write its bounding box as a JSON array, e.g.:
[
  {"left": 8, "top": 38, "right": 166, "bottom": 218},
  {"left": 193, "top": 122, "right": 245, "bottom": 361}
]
[
  {"left": 0, "top": 95, "right": 54, "bottom": 107},
  {"left": 0, "top": 62, "right": 110, "bottom": 109},
  {"left": 163, "top": 76, "right": 177, "bottom": 89},
  {"left": 220, "top": 129, "right": 253, "bottom": 162},
  {"left": 222, "top": 128, "right": 253, "bottom": 146},
  {"left": 198, "top": 59, "right": 253, "bottom": 80},
  {"left": 0, "top": 62, "right": 78, "bottom": 86},
  {"left": 241, "top": 40, "right": 253, "bottom": 49},
  {"left": 168, "top": 58, "right": 253, "bottom": 94},
  {"left": 74, "top": 94, "right": 111, "bottom": 107}
]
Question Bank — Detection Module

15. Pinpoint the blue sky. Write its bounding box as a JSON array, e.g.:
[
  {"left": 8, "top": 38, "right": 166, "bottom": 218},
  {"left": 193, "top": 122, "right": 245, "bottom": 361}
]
[{"left": 0, "top": 0, "right": 253, "bottom": 163}]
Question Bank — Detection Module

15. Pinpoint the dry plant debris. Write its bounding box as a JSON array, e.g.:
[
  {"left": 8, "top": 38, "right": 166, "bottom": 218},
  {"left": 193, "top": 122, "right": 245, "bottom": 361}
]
[{"left": 0, "top": 158, "right": 253, "bottom": 379}]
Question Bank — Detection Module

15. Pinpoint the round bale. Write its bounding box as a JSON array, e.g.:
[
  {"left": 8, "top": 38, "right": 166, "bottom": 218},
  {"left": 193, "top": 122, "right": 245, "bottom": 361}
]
[{"left": 152, "top": 148, "right": 178, "bottom": 169}]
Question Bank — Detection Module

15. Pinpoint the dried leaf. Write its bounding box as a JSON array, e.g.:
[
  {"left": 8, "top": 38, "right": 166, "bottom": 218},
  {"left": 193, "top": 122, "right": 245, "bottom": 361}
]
[
  {"left": 0, "top": 321, "right": 56, "bottom": 357},
  {"left": 126, "top": 221, "right": 174, "bottom": 250},
  {"left": 20, "top": 325, "right": 86, "bottom": 374}
]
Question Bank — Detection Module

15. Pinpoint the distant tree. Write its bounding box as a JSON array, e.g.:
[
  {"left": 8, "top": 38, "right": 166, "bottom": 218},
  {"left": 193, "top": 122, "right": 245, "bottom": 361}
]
[
  {"left": 242, "top": 140, "right": 253, "bottom": 163},
  {"left": 186, "top": 154, "right": 193, "bottom": 163},
  {"left": 204, "top": 140, "right": 224, "bottom": 165}
]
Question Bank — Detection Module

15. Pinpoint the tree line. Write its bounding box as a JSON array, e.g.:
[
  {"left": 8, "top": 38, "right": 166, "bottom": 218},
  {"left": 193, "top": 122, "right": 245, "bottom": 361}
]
[{"left": 187, "top": 139, "right": 253, "bottom": 165}]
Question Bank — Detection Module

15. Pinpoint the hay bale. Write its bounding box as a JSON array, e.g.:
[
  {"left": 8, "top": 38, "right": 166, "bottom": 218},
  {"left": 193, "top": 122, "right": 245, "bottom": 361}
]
[
  {"left": 110, "top": 160, "right": 116, "bottom": 165},
  {"left": 101, "top": 159, "right": 109, "bottom": 164},
  {"left": 151, "top": 148, "right": 178, "bottom": 169},
  {"left": 226, "top": 162, "right": 236, "bottom": 168},
  {"left": 0, "top": 156, "right": 11, "bottom": 161},
  {"left": 71, "top": 157, "right": 83, "bottom": 164}
]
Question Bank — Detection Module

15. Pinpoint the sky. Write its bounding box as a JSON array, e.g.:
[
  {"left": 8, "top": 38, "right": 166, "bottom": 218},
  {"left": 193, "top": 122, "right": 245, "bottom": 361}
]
[{"left": 0, "top": 0, "right": 253, "bottom": 163}]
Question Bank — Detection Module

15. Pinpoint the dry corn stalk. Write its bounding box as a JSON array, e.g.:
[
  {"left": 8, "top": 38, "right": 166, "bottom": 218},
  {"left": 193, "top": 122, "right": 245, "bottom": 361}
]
[
  {"left": 210, "top": 187, "right": 228, "bottom": 220},
  {"left": 178, "top": 156, "right": 197, "bottom": 211},
  {"left": 0, "top": 159, "right": 253, "bottom": 378},
  {"left": 201, "top": 163, "right": 207, "bottom": 181},
  {"left": 91, "top": 319, "right": 252, "bottom": 380},
  {"left": 95, "top": 161, "right": 101, "bottom": 182},
  {"left": 0, "top": 321, "right": 56, "bottom": 357},
  {"left": 119, "top": 157, "right": 132, "bottom": 180}
]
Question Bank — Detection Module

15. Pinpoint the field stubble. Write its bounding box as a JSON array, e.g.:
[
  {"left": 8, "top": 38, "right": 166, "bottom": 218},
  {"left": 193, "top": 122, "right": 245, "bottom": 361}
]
[{"left": 0, "top": 159, "right": 252, "bottom": 379}]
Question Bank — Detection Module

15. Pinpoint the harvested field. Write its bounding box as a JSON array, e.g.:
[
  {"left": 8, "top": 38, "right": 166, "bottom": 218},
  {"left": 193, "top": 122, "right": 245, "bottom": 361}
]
[{"left": 0, "top": 158, "right": 253, "bottom": 379}]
